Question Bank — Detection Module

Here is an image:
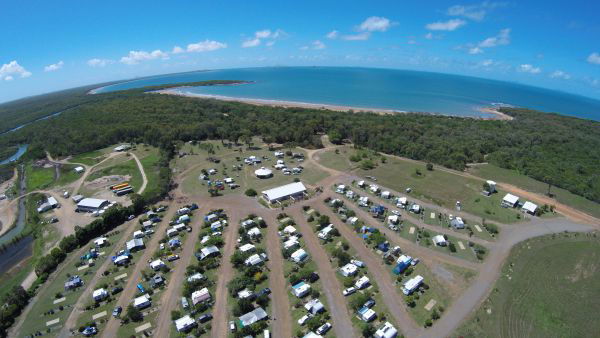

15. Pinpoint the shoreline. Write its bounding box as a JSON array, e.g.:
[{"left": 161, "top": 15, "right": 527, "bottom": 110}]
[{"left": 155, "top": 88, "right": 513, "bottom": 120}]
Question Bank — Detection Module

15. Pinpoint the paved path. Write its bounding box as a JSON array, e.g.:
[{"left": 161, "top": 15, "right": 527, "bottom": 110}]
[
  {"left": 210, "top": 209, "right": 242, "bottom": 338},
  {"left": 153, "top": 204, "right": 207, "bottom": 337},
  {"left": 312, "top": 202, "right": 422, "bottom": 337},
  {"left": 287, "top": 207, "right": 357, "bottom": 338},
  {"left": 100, "top": 202, "right": 177, "bottom": 338}
]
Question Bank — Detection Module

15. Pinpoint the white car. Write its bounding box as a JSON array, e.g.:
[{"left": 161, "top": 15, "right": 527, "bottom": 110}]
[
  {"left": 316, "top": 322, "right": 332, "bottom": 335},
  {"left": 351, "top": 259, "right": 364, "bottom": 267},
  {"left": 298, "top": 314, "right": 311, "bottom": 325},
  {"left": 159, "top": 243, "right": 165, "bottom": 250},
  {"left": 343, "top": 287, "right": 356, "bottom": 296},
  {"left": 391, "top": 210, "right": 401, "bottom": 216}
]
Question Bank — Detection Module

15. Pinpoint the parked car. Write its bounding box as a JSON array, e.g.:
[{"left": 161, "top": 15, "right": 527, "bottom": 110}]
[
  {"left": 167, "top": 254, "right": 180, "bottom": 262},
  {"left": 363, "top": 299, "right": 376, "bottom": 309},
  {"left": 112, "top": 306, "right": 122, "bottom": 317},
  {"left": 343, "top": 287, "right": 356, "bottom": 296},
  {"left": 391, "top": 210, "right": 401, "bottom": 216},
  {"left": 258, "top": 288, "right": 271, "bottom": 296},
  {"left": 82, "top": 326, "right": 97, "bottom": 336},
  {"left": 297, "top": 314, "right": 312, "bottom": 326},
  {"left": 111, "top": 287, "right": 123, "bottom": 295},
  {"left": 229, "top": 321, "right": 236, "bottom": 332},
  {"left": 316, "top": 322, "right": 332, "bottom": 335},
  {"left": 197, "top": 313, "right": 213, "bottom": 323},
  {"left": 190, "top": 203, "right": 199, "bottom": 210},
  {"left": 128, "top": 215, "right": 135, "bottom": 220}
]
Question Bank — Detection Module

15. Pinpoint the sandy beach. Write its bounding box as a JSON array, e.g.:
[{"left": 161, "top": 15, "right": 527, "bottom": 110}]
[{"left": 155, "top": 88, "right": 513, "bottom": 120}]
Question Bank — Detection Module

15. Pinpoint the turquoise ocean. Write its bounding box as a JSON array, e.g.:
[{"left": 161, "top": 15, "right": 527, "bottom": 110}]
[{"left": 95, "top": 67, "right": 600, "bottom": 120}]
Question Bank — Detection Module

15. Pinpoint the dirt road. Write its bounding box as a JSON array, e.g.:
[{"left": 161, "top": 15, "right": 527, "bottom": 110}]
[
  {"left": 288, "top": 207, "right": 357, "bottom": 338},
  {"left": 60, "top": 215, "right": 143, "bottom": 336},
  {"left": 210, "top": 208, "right": 242, "bottom": 338},
  {"left": 100, "top": 202, "right": 177, "bottom": 338},
  {"left": 130, "top": 153, "right": 148, "bottom": 195},
  {"left": 153, "top": 204, "right": 207, "bottom": 337},
  {"left": 313, "top": 203, "right": 422, "bottom": 337}
]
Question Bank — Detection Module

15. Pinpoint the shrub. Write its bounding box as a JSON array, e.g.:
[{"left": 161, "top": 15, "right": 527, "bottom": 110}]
[{"left": 244, "top": 189, "right": 257, "bottom": 197}]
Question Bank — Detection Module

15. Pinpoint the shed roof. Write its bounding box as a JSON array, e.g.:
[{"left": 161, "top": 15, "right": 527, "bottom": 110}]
[
  {"left": 77, "top": 198, "right": 108, "bottom": 209},
  {"left": 262, "top": 182, "right": 306, "bottom": 201}
]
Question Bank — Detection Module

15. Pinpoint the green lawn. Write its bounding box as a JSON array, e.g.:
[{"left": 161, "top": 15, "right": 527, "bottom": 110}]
[
  {"left": 86, "top": 156, "right": 142, "bottom": 191},
  {"left": 69, "top": 150, "right": 107, "bottom": 166},
  {"left": 468, "top": 163, "right": 600, "bottom": 219},
  {"left": 26, "top": 164, "right": 55, "bottom": 191},
  {"left": 456, "top": 232, "right": 600, "bottom": 338},
  {"left": 52, "top": 164, "right": 82, "bottom": 188}
]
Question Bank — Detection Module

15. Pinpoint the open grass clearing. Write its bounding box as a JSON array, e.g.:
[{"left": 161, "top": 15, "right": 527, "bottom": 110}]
[{"left": 456, "top": 232, "right": 600, "bottom": 338}]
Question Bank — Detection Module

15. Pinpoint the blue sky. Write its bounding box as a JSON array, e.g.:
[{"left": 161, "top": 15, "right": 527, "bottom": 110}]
[{"left": 1, "top": 0, "right": 600, "bottom": 103}]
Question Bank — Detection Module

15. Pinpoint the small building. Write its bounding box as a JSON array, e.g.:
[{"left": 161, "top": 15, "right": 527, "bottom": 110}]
[
  {"left": 134, "top": 294, "right": 151, "bottom": 309},
  {"left": 150, "top": 259, "right": 166, "bottom": 271},
  {"left": 358, "top": 306, "right": 377, "bottom": 322},
  {"left": 369, "top": 184, "right": 380, "bottom": 193},
  {"left": 150, "top": 274, "right": 165, "bottom": 288},
  {"left": 244, "top": 254, "right": 264, "bottom": 266},
  {"left": 114, "top": 144, "right": 131, "bottom": 152},
  {"left": 450, "top": 217, "right": 465, "bottom": 229},
  {"left": 304, "top": 299, "right": 325, "bottom": 314},
  {"left": 318, "top": 225, "right": 334, "bottom": 240},
  {"left": 238, "top": 289, "right": 254, "bottom": 299},
  {"left": 486, "top": 180, "right": 497, "bottom": 193},
  {"left": 37, "top": 202, "right": 52, "bottom": 213},
  {"left": 347, "top": 217, "right": 359, "bottom": 225},
  {"left": 198, "top": 246, "right": 220, "bottom": 260},
  {"left": 241, "top": 219, "right": 255, "bottom": 229},
  {"left": 346, "top": 190, "right": 356, "bottom": 199},
  {"left": 133, "top": 230, "right": 144, "bottom": 239},
  {"left": 239, "top": 243, "right": 256, "bottom": 253},
  {"left": 262, "top": 182, "right": 307, "bottom": 204},
  {"left": 355, "top": 276, "right": 370, "bottom": 289},
  {"left": 113, "top": 255, "right": 130, "bottom": 265},
  {"left": 191, "top": 288, "right": 211, "bottom": 305},
  {"left": 358, "top": 196, "right": 369, "bottom": 207},
  {"left": 502, "top": 193, "right": 520, "bottom": 208},
  {"left": 247, "top": 227, "right": 261, "bottom": 238},
  {"left": 340, "top": 263, "right": 358, "bottom": 277},
  {"left": 74, "top": 166, "right": 85, "bottom": 174},
  {"left": 174, "top": 315, "right": 197, "bottom": 333},
  {"left": 522, "top": 201, "right": 538, "bottom": 215},
  {"left": 92, "top": 288, "right": 108, "bottom": 302},
  {"left": 387, "top": 215, "right": 400, "bottom": 225},
  {"left": 126, "top": 238, "right": 145, "bottom": 252},
  {"left": 402, "top": 275, "right": 424, "bottom": 295},
  {"left": 292, "top": 282, "right": 311, "bottom": 298},
  {"left": 357, "top": 180, "right": 365, "bottom": 188},
  {"left": 410, "top": 204, "right": 421, "bottom": 214},
  {"left": 335, "top": 185, "right": 346, "bottom": 193},
  {"left": 375, "top": 322, "right": 398, "bottom": 338},
  {"left": 77, "top": 198, "right": 109, "bottom": 213},
  {"left": 432, "top": 235, "right": 448, "bottom": 247},
  {"left": 290, "top": 248, "right": 308, "bottom": 263},
  {"left": 254, "top": 167, "right": 273, "bottom": 179},
  {"left": 238, "top": 307, "right": 268, "bottom": 328},
  {"left": 64, "top": 276, "right": 83, "bottom": 290},
  {"left": 283, "top": 225, "right": 297, "bottom": 235}
]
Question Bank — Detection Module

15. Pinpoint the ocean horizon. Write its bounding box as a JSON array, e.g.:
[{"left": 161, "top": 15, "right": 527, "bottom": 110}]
[{"left": 95, "top": 67, "right": 600, "bottom": 121}]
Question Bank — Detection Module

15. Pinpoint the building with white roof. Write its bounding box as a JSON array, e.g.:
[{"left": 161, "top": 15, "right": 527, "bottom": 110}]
[
  {"left": 292, "top": 282, "right": 311, "bottom": 298},
  {"left": 191, "top": 288, "right": 211, "bottom": 305},
  {"left": 198, "top": 246, "right": 220, "bottom": 260},
  {"left": 375, "top": 322, "right": 398, "bottom": 338},
  {"left": 283, "top": 237, "right": 300, "bottom": 250},
  {"left": 358, "top": 307, "right": 377, "bottom": 322},
  {"left": 94, "top": 237, "right": 108, "bottom": 247},
  {"left": 134, "top": 294, "right": 151, "bottom": 309},
  {"left": 522, "top": 201, "right": 538, "bottom": 215},
  {"left": 126, "top": 238, "right": 145, "bottom": 251},
  {"left": 355, "top": 276, "right": 371, "bottom": 289},
  {"left": 290, "top": 248, "right": 308, "bottom": 263},
  {"left": 254, "top": 167, "right": 273, "bottom": 179},
  {"left": 486, "top": 180, "right": 497, "bottom": 193},
  {"left": 247, "top": 227, "right": 261, "bottom": 238},
  {"left": 174, "top": 315, "right": 196, "bottom": 332},
  {"left": 92, "top": 288, "right": 108, "bottom": 301},
  {"left": 187, "top": 273, "right": 204, "bottom": 282},
  {"left": 150, "top": 259, "right": 165, "bottom": 271},
  {"left": 402, "top": 275, "right": 424, "bottom": 295},
  {"left": 283, "top": 225, "right": 297, "bottom": 235},
  {"left": 396, "top": 197, "right": 408, "bottom": 206},
  {"left": 381, "top": 191, "right": 391, "bottom": 199},
  {"left": 239, "top": 307, "right": 268, "bottom": 327},
  {"left": 262, "top": 182, "right": 307, "bottom": 203},
  {"left": 451, "top": 217, "right": 465, "bottom": 229},
  {"left": 318, "top": 225, "right": 334, "bottom": 240},
  {"left": 244, "top": 254, "right": 264, "bottom": 266},
  {"left": 387, "top": 215, "right": 400, "bottom": 225},
  {"left": 74, "top": 166, "right": 85, "bottom": 174},
  {"left": 304, "top": 299, "right": 325, "bottom": 314},
  {"left": 358, "top": 196, "right": 369, "bottom": 206},
  {"left": 432, "top": 235, "right": 448, "bottom": 246},
  {"left": 502, "top": 193, "right": 520, "bottom": 208},
  {"left": 77, "top": 198, "right": 109, "bottom": 213},
  {"left": 239, "top": 243, "right": 256, "bottom": 253},
  {"left": 336, "top": 185, "right": 346, "bottom": 193},
  {"left": 340, "top": 263, "right": 358, "bottom": 277}
]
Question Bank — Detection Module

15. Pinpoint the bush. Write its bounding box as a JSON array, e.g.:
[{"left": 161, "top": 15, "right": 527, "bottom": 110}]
[
  {"left": 426, "top": 163, "right": 434, "bottom": 171},
  {"left": 244, "top": 188, "right": 257, "bottom": 197},
  {"left": 126, "top": 305, "right": 143, "bottom": 322}
]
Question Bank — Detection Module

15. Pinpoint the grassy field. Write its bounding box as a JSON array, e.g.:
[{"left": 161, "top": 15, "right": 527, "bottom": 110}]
[
  {"left": 318, "top": 146, "right": 523, "bottom": 224},
  {"left": 178, "top": 140, "right": 328, "bottom": 198},
  {"left": 52, "top": 164, "right": 82, "bottom": 188},
  {"left": 69, "top": 150, "right": 107, "bottom": 166},
  {"left": 86, "top": 156, "right": 142, "bottom": 190},
  {"left": 468, "top": 164, "right": 600, "bottom": 219},
  {"left": 456, "top": 232, "right": 600, "bottom": 338},
  {"left": 26, "top": 164, "right": 55, "bottom": 192}
]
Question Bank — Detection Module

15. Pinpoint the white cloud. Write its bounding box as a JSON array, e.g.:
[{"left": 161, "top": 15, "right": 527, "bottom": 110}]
[
  {"left": 518, "top": 64, "right": 541, "bottom": 74},
  {"left": 172, "top": 46, "right": 185, "bottom": 54},
  {"left": 242, "top": 38, "right": 261, "bottom": 48},
  {"left": 469, "top": 47, "right": 483, "bottom": 54},
  {"left": 426, "top": 19, "right": 466, "bottom": 31},
  {"left": 479, "top": 28, "right": 510, "bottom": 47},
  {"left": 342, "top": 32, "right": 371, "bottom": 41},
  {"left": 480, "top": 59, "right": 494, "bottom": 67},
  {"left": 549, "top": 70, "right": 571, "bottom": 80},
  {"left": 358, "top": 16, "right": 391, "bottom": 32},
  {"left": 87, "top": 58, "right": 113, "bottom": 67},
  {"left": 425, "top": 32, "right": 434, "bottom": 40},
  {"left": 44, "top": 61, "right": 64, "bottom": 72},
  {"left": 588, "top": 52, "right": 600, "bottom": 65},
  {"left": 242, "top": 29, "right": 287, "bottom": 48},
  {"left": 186, "top": 40, "right": 227, "bottom": 53},
  {"left": 0, "top": 60, "right": 32, "bottom": 80},
  {"left": 447, "top": 1, "right": 506, "bottom": 21},
  {"left": 120, "top": 50, "right": 169, "bottom": 65},
  {"left": 326, "top": 30, "right": 339, "bottom": 39},
  {"left": 312, "top": 40, "right": 326, "bottom": 50}
]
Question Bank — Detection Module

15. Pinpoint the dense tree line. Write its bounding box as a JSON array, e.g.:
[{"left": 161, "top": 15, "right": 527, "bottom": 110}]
[
  {"left": 0, "top": 286, "right": 30, "bottom": 337},
  {"left": 0, "top": 85, "right": 598, "bottom": 203}
]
